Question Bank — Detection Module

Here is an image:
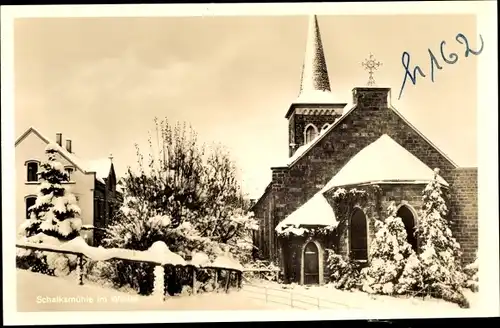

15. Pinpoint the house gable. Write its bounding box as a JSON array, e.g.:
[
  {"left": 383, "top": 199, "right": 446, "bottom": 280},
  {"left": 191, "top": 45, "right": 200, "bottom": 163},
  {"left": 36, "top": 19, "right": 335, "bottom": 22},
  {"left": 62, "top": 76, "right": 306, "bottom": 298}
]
[{"left": 15, "top": 127, "right": 93, "bottom": 175}]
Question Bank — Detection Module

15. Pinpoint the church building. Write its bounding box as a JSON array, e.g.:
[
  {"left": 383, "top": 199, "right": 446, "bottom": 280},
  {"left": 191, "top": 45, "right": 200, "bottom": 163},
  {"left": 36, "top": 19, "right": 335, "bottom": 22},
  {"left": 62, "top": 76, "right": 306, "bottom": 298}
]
[{"left": 250, "top": 15, "right": 478, "bottom": 285}]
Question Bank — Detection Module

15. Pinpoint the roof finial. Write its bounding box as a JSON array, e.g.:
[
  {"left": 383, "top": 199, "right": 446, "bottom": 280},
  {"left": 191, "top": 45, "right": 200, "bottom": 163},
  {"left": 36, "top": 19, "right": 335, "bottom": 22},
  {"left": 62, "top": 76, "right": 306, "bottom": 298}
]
[
  {"left": 362, "top": 52, "right": 383, "bottom": 86},
  {"left": 109, "top": 153, "right": 114, "bottom": 163},
  {"left": 299, "top": 15, "right": 331, "bottom": 95}
]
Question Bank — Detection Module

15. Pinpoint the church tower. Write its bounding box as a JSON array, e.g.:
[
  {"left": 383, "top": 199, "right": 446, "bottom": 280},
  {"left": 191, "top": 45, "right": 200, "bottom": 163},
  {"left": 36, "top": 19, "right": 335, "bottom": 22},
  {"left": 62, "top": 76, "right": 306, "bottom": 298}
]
[{"left": 286, "top": 15, "right": 347, "bottom": 157}]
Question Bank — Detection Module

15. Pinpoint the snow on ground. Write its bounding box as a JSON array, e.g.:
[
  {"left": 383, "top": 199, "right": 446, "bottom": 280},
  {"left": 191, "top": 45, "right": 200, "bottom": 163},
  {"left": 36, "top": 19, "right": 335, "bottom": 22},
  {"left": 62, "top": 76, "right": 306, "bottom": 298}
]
[
  {"left": 243, "top": 279, "right": 480, "bottom": 315},
  {"left": 16, "top": 270, "right": 285, "bottom": 312},
  {"left": 16, "top": 269, "right": 480, "bottom": 314}
]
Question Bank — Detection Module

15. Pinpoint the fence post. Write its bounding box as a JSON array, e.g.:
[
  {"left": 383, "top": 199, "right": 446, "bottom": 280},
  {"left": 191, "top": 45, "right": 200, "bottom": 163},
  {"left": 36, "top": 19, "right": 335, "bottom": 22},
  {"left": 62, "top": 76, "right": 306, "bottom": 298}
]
[
  {"left": 237, "top": 271, "right": 242, "bottom": 289},
  {"left": 214, "top": 270, "right": 219, "bottom": 292},
  {"left": 153, "top": 264, "right": 165, "bottom": 301},
  {"left": 76, "top": 254, "right": 84, "bottom": 285},
  {"left": 224, "top": 270, "right": 231, "bottom": 293},
  {"left": 192, "top": 266, "right": 197, "bottom": 295}
]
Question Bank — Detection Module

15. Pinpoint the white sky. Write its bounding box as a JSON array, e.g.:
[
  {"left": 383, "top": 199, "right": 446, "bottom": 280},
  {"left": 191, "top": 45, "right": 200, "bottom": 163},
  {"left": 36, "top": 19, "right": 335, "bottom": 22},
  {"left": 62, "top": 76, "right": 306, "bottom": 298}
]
[{"left": 14, "top": 14, "right": 478, "bottom": 198}]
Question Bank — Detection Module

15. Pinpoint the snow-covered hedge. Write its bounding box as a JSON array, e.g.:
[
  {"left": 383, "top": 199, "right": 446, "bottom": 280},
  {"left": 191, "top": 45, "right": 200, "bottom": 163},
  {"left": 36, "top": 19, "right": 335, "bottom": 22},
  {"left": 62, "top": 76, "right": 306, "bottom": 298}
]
[
  {"left": 464, "top": 256, "right": 479, "bottom": 292},
  {"left": 325, "top": 249, "right": 362, "bottom": 290},
  {"left": 243, "top": 260, "right": 281, "bottom": 282}
]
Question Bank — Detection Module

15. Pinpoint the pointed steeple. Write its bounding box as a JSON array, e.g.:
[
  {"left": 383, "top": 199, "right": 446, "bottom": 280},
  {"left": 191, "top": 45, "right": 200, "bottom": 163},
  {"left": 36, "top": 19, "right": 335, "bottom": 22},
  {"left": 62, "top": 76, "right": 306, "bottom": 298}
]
[{"left": 298, "top": 15, "right": 332, "bottom": 96}]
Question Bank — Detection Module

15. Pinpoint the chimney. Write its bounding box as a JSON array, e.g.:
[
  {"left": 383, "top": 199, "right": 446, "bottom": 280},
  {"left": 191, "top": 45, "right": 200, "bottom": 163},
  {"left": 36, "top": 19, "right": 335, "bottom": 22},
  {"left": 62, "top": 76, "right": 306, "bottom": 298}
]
[
  {"left": 56, "top": 133, "right": 62, "bottom": 146},
  {"left": 66, "top": 139, "right": 72, "bottom": 153},
  {"left": 352, "top": 87, "right": 391, "bottom": 109}
]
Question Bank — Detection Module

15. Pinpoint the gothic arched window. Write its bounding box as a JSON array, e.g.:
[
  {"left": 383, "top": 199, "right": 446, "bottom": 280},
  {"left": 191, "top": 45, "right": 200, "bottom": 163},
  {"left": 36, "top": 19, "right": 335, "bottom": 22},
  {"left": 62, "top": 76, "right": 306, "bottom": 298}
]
[
  {"left": 397, "top": 205, "right": 418, "bottom": 251},
  {"left": 304, "top": 124, "right": 318, "bottom": 144},
  {"left": 350, "top": 208, "right": 368, "bottom": 261}
]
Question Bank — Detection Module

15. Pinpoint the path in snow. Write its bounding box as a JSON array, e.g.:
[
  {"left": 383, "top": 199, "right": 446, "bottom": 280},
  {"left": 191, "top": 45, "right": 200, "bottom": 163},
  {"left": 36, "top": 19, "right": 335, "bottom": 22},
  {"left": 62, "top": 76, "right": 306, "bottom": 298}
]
[
  {"left": 16, "top": 270, "right": 286, "bottom": 312},
  {"left": 242, "top": 279, "right": 480, "bottom": 315}
]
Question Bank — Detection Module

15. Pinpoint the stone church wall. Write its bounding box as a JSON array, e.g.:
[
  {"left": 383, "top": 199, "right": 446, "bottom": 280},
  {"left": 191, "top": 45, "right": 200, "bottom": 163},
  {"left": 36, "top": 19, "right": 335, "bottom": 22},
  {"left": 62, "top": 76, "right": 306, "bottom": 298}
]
[
  {"left": 447, "top": 168, "right": 478, "bottom": 264},
  {"left": 270, "top": 87, "right": 459, "bottom": 243},
  {"left": 280, "top": 233, "right": 337, "bottom": 284},
  {"left": 254, "top": 87, "right": 477, "bottom": 270}
]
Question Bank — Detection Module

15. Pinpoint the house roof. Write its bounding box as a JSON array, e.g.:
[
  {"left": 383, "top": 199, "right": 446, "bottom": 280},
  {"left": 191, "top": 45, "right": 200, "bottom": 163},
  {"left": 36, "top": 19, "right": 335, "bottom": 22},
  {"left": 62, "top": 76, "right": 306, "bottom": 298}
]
[
  {"left": 275, "top": 192, "right": 338, "bottom": 233},
  {"left": 87, "top": 158, "right": 113, "bottom": 183},
  {"left": 321, "top": 134, "right": 449, "bottom": 192},
  {"left": 15, "top": 127, "right": 113, "bottom": 182}
]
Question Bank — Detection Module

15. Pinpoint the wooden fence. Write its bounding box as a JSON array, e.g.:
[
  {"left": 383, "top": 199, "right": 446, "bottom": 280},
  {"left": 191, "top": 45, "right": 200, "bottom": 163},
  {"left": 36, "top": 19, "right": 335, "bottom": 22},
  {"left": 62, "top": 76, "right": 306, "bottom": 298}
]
[
  {"left": 240, "top": 281, "right": 356, "bottom": 310},
  {"left": 16, "top": 243, "right": 244, "bottom": 301}
]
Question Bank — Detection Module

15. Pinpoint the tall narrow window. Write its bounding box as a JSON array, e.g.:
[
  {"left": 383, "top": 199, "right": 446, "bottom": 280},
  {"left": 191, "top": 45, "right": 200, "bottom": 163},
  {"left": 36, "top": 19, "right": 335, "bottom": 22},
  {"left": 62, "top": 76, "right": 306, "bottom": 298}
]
[
  {"left": 25, "top": 196, "right": 37, "bottom": 219},
  {"left": 350, "top": 208, "right": 368, "bottom": 261},
  {"left": 397, "top": 205, "right": 418, "bottom": 251},
  {"left": 27, "top": 162, "right": 39, "bottom": 182},
  {"left": 304, "top": 125, "right": 318, "bottom": 144},
  {"left": 65, "top": 167, "right": 74, "bottom": 181}
]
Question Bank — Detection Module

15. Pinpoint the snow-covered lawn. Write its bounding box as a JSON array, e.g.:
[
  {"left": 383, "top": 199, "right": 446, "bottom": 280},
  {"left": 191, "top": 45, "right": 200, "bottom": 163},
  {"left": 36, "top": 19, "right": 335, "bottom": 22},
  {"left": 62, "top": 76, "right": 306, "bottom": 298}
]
[
  {"left": 243, "top": 279, "right": 480, "bottom": 315},
  {"left": 16, "top": 269, "right": 479, "bottom": 315},
  {"left": 16, "top": 270, "right": 286, "bottom": 312}
]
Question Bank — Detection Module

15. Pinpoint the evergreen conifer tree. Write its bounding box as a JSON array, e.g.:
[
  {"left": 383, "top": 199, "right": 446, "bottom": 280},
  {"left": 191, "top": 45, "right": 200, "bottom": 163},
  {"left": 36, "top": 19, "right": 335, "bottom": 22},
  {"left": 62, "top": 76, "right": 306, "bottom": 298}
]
[
  {"left": 20, "top": 143, "right": 82, "bottom": 240},
  {"left": 361, "top": 201, "right": 414, "bottom": 295},
  {"left": 397, "top": 168, "right": 468, "bottom": 307}
]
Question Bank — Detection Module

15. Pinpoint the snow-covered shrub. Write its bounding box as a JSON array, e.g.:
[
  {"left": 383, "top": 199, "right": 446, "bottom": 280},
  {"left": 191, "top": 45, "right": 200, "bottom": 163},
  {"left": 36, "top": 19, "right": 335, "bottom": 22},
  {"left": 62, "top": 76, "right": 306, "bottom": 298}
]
[
  {"left": 243, "top": 259, "right": 280, "bottom": 282},
  {"left": 101, "top": 118, "right": 256, "bottom": 294},
  {"left": 361, "top": 202, "right": 414, "bottom": 295},
  {"left": 83, "top": 260, "right": 117, "bottom": 287},
  {"left": 326, "top": 249, "right": 362, "bottom": 290},
  {"left": 397, "top": 169, "right": 469, "bottom": 308},
  {"left": 463, "top": 256, "right": 479, "bottom": 292},
  {"left": 17, "top": 144, "right": 82, "bottom": 276}
]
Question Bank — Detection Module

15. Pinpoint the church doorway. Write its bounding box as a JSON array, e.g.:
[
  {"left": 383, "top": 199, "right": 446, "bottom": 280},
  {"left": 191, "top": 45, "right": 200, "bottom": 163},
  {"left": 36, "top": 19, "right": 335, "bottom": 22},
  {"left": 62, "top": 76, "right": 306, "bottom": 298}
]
[
  {"left": 350, "top": 208, "right": 368, "bottom": 261},
  {"left": 397, "top": 205, "right": 418, "bottom": 251},
  {"left": 303, "top": 242, "right": 320, "bottom": 285}
]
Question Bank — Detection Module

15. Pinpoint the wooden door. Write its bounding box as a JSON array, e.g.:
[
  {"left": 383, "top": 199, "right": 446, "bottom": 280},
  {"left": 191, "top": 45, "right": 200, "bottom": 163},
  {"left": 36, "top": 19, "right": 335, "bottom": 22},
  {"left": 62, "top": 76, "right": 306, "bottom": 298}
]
[{"left": 303, "top": 242, "right": 320, "bottom": 285}]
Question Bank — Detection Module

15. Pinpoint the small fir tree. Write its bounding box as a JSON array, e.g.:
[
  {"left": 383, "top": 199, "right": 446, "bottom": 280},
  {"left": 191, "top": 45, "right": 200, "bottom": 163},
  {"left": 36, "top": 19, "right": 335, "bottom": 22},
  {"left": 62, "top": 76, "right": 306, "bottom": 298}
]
[
  {"left": 361, "top": 201, "right": 414, "bottom": 295},
  {"left": 20, "top": 143, "right": 82, "bottom": 240},
  {"left": 17, "top": 144, "right": 82, "bottom": 277},
  {"left": 397, "top": 168, "right": 468, "bottom": 307}
]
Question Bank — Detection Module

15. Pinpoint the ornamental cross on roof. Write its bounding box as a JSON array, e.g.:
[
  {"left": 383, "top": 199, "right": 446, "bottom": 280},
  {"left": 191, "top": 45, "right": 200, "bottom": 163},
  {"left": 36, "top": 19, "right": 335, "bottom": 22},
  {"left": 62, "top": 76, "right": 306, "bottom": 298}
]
[{"left": 362, "top": 53, "right": 383, "bottom": 86}]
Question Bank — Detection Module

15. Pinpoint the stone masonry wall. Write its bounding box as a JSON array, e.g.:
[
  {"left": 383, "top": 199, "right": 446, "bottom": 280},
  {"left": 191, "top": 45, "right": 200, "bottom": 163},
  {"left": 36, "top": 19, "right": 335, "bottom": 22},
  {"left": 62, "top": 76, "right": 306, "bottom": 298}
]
[
  {"left": 273, "top": 87, "right": 457, "bottom": 238},
  {"left": 447, "top": 168, "right": 478, "bottom": 264},
  {"left": 289, "top": 112, "right": 342, "bottom": 157}
]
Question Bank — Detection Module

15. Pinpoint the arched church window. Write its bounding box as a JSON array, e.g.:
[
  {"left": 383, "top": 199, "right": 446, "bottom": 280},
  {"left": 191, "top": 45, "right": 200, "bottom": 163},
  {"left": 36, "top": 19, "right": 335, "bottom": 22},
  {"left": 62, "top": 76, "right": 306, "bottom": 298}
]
[
  {"left": 397, "top": 205, "right": 418, "bottom": 251},
  {"left": 304, "top": 124, "right": 318, "bottom": 144},
  {"left": 350, "top": 208, "right": 368, "bottom": 261}
]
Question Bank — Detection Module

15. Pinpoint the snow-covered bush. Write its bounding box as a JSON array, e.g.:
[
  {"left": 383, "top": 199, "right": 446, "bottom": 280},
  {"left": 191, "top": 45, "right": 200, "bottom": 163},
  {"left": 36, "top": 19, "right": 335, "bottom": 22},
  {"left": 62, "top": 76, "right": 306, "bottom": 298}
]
[
  {"left": 17, "top": 145, "right": 82, "bottom": 276},
  {"left": 326, "top": 249, "right": 362, "bottom": 290},
  {"left": 83, "top": 260, "right": 117, "bottom": 288},
  {"left": 464, "top": 256, "right": 479, "bottom": 292},
  {"left": 101, "top": 117, "right": 257, "bottom": 295},
  {"left": 361, "top": 202, "right": 414, "bottom": 295},
  {"left": 243, "top": 259, "right": 281, "bottom": 282},
  {"left": 397, "top": 168, "right": 469, "bottom": 308}
]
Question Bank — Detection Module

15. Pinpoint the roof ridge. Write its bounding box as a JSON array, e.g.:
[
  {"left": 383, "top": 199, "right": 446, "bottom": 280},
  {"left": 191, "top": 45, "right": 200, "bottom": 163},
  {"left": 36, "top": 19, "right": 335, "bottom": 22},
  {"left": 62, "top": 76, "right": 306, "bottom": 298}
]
[{"left": 286, "top": 103, "right": 460, "bottom": 169}]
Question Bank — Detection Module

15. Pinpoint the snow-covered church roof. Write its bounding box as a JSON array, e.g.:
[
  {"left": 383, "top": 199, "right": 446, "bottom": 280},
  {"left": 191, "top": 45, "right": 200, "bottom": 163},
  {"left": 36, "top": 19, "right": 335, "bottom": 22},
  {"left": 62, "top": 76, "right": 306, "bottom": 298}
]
[
  {"left": 275, "top": 192, "right": 338, "bottom": 234},
  {"left": 321, "top": 134, "right": 449, "bottom": 192}
]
